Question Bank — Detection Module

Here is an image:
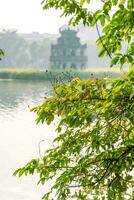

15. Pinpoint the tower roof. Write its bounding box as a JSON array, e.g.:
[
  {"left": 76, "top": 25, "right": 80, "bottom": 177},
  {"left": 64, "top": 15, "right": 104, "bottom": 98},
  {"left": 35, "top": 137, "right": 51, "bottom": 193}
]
[{"left": 59, "top": 25, "right": 78, "bottom": 34}]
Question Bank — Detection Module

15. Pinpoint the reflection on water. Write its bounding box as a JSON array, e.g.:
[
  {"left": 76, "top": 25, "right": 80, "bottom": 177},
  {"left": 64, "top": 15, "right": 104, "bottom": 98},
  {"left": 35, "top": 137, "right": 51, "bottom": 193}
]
[
  {"left": 0, "top": 80, "right": 50, "bottom": 107},
  {"left": 0, "top": 80, "right": 55, "bottom": 200}
]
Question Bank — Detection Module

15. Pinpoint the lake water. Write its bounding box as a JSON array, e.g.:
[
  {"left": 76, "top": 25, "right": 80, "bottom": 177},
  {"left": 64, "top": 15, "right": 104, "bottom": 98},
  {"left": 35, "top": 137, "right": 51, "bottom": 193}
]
[{"left": 0, "top": 80, "right": 56, "bottom": 200}]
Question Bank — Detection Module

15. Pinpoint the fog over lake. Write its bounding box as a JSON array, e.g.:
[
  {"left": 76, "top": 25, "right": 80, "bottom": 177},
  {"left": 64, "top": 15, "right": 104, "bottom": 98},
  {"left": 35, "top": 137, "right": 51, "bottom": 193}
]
[{"left": 0, "top": 80, "right": 56, "bottom": 200}]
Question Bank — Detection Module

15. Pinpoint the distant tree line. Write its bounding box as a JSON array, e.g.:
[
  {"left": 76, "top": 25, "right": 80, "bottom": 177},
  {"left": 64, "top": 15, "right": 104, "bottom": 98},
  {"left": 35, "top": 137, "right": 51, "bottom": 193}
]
[{"left": 0, "top": 29, "right": 52, "bottom": 68}]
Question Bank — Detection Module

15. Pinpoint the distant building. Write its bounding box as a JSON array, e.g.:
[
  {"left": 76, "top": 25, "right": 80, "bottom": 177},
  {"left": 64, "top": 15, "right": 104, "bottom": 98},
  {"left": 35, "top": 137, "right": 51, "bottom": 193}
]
[{"left": 50, "top": 26, "right": 88, "bottom": 69}]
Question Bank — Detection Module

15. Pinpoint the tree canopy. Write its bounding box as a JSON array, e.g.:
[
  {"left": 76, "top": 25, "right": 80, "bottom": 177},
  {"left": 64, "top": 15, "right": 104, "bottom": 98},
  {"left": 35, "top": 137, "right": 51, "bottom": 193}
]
[
  {"left": 42, "top": 0, "right": 134, "bottom": 68},
  {"left": 14, "top": 70, "right": 134, "bottom": 199},
  {"left": 14, "top": 0, "right": 134, "bottom": 199}
]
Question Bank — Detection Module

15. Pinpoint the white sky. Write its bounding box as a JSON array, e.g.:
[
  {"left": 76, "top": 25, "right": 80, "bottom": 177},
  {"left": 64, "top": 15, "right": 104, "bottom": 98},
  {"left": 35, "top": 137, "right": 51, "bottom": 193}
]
[
  {"left": 0, "top": 0, "right": 102, "bottom": 34},
  {"left": 0, "top": 0, "right": 69, "bottom": 34}
]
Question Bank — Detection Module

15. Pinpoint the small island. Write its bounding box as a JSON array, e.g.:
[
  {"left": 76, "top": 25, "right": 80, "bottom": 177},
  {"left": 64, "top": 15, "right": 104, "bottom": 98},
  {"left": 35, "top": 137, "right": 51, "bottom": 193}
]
[{"left": 50, "top": 26, "right": 88, "bottom": 69}]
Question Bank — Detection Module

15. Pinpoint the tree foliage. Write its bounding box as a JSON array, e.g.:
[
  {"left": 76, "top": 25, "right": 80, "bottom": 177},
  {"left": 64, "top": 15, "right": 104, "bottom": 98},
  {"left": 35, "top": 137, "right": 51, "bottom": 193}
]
[
  {"left": 14, "top": 70, "right": 134, "bottom": 199},
  {"left": 14, "top": 0, "right": 134, "bottom": 199},
  {"left": 41, "top": 0, "right": 134, "bottom": 68}
]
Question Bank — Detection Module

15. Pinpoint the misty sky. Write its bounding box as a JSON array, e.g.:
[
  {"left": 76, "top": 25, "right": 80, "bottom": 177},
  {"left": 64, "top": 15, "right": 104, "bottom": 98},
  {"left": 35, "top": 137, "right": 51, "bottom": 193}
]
[
  {"left": 0, "top": 0, "right": 102, "bottom": 34},
  {"left": 0, "top": 0, "right": 69, "bottom": 34}
]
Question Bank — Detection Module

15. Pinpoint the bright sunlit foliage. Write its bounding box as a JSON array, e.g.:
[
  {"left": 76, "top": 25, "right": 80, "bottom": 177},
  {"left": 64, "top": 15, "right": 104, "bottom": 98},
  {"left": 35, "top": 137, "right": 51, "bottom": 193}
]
[
  {"left": 14, "top": 69, "right": 134, "bottom": 199},
  {"left": 14, "top": 0, "right": 134, "bottom": 199}
]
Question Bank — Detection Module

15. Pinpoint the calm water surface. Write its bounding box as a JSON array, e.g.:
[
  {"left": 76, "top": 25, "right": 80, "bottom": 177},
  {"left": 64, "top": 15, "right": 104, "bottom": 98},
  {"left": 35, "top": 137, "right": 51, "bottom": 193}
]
[{"left": 0, "top": 80, "right": 56, "bottom": 200}]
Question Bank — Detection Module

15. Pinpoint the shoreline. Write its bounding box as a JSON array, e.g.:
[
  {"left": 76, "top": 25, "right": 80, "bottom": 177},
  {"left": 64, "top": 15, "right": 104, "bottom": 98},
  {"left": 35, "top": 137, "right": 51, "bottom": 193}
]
[{"left": 0, "top": 68, "right": 123, "bottom": 80}]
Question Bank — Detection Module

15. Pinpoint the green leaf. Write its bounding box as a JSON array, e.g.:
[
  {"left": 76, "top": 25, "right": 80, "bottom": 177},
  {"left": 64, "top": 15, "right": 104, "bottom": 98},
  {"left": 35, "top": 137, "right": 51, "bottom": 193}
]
[
  {"left": 110, "top": 56, "right": 120, "bottom": 67},
  {"left": 112, "top": 0, "right": 118, "bottom": 5},
  {"left": 0, "top": 48, "right": 4, "bottom": 60},
  {"left": 13, "top": 168, "right": 21, "bottom": 176},
  {"left": 80, "top": 0, "right": 85, "bottom": 6},
  {"left": 42, "top": 192, "right": 51, "bottom": 200},
  {"left": 98, "top": 48, "right": 106, "bottom": 57},
  {"left": 127, "top": 0, "right": 134, "bottom": 9},
  {"left": 120, "top": 56, "right": 126, "bottom": 67},
  {"left": 99, "top": 15, "right": 105, "bottom": 26}
]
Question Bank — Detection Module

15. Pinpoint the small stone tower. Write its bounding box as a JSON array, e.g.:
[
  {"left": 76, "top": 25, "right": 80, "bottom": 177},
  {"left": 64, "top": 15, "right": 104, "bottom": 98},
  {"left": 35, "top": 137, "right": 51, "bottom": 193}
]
[{"left": 50, "top": 26, "right": 88, "bottom": 69}]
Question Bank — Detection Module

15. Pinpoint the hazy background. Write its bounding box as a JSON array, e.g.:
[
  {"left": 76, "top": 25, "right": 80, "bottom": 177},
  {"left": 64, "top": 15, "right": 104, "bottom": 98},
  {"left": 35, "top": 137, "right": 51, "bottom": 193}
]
[
  {"left": 0, "top": 26, "right": 110, "bottom": 68},
  {"left": 0, "top": 0, "right": 119, "bottom": 200},
  {"left": 0, "top": 0, "right": 111, "bottom": 69}
]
